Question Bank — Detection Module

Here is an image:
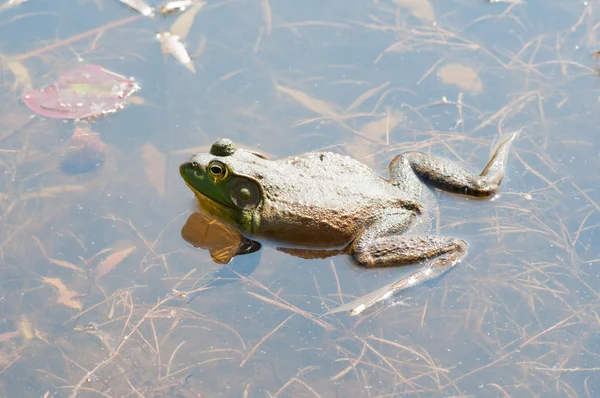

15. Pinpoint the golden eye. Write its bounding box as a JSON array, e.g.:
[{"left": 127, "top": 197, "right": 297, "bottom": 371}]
[{"left": 208, "top": 161, "right": 227, "bottom": 180}]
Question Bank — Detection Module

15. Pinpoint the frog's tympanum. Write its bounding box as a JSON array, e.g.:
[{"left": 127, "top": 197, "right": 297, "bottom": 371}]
[{"left": 180, "top": 134, "right": 516, "bottom": 315}]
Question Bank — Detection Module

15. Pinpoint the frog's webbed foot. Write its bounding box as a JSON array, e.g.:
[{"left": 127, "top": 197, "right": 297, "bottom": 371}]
[
  {"left": 389, "top": 131, "right": 518, "bottom": 199},
  {"left": 327, "top": 235, "right": 466, "bottom": 316}
]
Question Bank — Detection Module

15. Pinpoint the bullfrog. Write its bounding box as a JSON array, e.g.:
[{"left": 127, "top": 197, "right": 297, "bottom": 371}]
[{"left": 179, "top": 133, "right": 517, "bottom": 315}]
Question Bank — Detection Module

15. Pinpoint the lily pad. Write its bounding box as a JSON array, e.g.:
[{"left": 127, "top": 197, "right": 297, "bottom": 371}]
[{"left": 22, "top": 64, "right": 140, "bottom": 120}]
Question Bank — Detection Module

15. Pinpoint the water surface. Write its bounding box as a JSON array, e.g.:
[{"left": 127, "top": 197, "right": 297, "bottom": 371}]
[{"left": 0, "top": 0, "right": 598, "bottom": 396}]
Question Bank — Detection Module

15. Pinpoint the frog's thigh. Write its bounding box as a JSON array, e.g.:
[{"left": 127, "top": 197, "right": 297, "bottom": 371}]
[{"left": 389, "top": 133, "right": 515, "bottom": 198}]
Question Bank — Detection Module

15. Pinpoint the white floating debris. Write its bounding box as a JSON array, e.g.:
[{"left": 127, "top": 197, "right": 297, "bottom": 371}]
[
  {"left": 0, "top": 0, "right": 28, "bottom": 11},
  {"left": 119, "top": 0, "right": 155, "bottom": 17},
  {"left": 160, "top": 0, "right": 195, "bottom": 15},
  {"left": 156, "top": 32, "right": 196, "bottom": 73}
]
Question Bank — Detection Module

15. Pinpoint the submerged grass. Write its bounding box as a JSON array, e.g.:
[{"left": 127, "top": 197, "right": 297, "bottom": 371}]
[{"left": 0, "top": 0, "right": 597, "bottom": 396}]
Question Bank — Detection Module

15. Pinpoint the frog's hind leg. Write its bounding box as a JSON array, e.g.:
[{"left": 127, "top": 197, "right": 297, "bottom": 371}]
[
  {"left": 336, "top": 215, "right": 467, "bottom": 316},
  {"left": 389, "top": 132, "right": 517, "bottom": 198},
  {"left": 335, "top": 234, "right": 467, "bottom": 316}
]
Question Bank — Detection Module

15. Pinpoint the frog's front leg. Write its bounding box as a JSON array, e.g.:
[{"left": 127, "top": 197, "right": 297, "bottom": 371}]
[{"left": 389, "top": 132, "right": 517, "bottom": 200}]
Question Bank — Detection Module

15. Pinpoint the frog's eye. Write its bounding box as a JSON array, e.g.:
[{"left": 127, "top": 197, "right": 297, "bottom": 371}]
[{"left": 208, "top": 161, "right": 227, "bottom": 180}]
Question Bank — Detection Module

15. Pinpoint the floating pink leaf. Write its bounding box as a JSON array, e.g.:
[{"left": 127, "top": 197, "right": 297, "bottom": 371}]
[{"left": 22, "top": 64, "right": 140, "bottom": 120}]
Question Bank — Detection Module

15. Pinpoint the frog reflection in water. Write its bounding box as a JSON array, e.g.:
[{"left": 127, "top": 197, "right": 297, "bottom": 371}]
[{"left": 180, "top": 134, "right": 516, "bottom": 315}]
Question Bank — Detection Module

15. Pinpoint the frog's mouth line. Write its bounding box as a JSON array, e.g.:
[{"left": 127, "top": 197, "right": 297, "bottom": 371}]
[{"left": 184, "top": 180, "right": 235, "bottom": 211}]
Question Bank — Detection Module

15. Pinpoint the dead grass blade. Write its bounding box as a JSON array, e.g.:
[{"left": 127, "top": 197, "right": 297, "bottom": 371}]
[
  {"left": 346, "top": 82, "right": 390, "bottom": 112},
  {"left": 170, "top": 0, "right": 206, "bottom": 39},
  {"left": 166, "top": 340, "right": 187, "bottom": 377},
  {"left": 48, "top": 258, "right": 85, "bottom": 274},
  {"left": 359, "top": 110, "right": 404, "bottom": 144},
  {"left": 0, "top": 330, "right": 20, "bottom": 343},
  {"left": 42, "top": 277, "right": 83, "bottom": 310},
  {"left": 518, "top": 309, "right": 583, "bottom": 349},
  {"left": 96, "top": 246, "right": 136, "bottom": 279},
  {"left": 140, "top": 142, "right": 166, "bottom": 197},
  {"left": 276, "top": 84, "right": 341, "bottom": 118},
  {"left": 240, "top": 314, "right": 294, "bottom": 367},
  {"left": 438, "top": 63, "right": 483, "bottom": 94},
  {"left": 20, "top": 185, "right": 87, "bottom": 200},
  {"left": 394, "top": 0, "right": 435, "bottom": 23},
  {"left": 247, "top": 291, "right": 332, "bottom": 330},
  {"left": 33, "top": 236, "right": 85, "bottom": 273},
  {"left": 359, "top": 338, "right": 417, "bottom": 389},
  {"left": 330, "top": 344, "right": 367, "bottom": 381},
  {"left": 3, "top": 59, "right": 31, "bottom": 89},
  {"left": 275, "top": 84, "right": 381, "bottom": 142},
  {"left": 261, "top": 0, "right": 272, "bottom": 36}
]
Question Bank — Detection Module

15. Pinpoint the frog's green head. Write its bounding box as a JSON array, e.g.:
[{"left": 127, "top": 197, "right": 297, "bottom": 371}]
[{"left": 179, "top": 139, "right": 264, "bottom": 233}]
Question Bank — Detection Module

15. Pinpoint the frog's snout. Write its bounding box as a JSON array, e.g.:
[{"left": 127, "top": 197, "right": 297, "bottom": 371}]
[
  {"left": 179, "top": 161, "right": 190, "bottom": 178},
  {"left": 180, "top": 160, "right": 200, "bottom": 179}
]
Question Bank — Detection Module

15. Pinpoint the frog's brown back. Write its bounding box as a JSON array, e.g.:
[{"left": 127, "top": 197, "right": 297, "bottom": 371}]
[{"left": 254, "top": 152, "right": 412, "bottom": 247}]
